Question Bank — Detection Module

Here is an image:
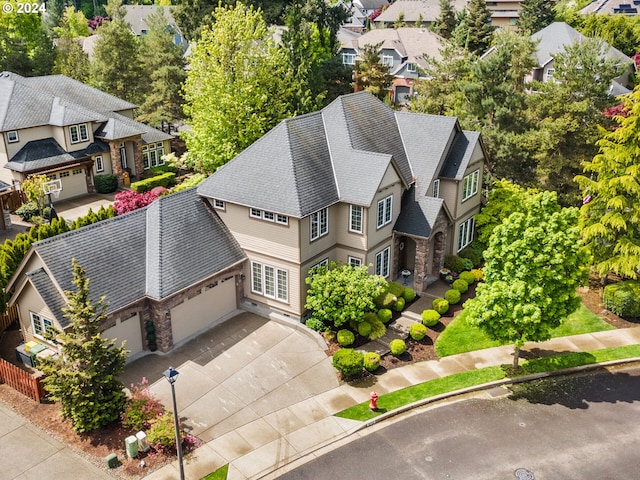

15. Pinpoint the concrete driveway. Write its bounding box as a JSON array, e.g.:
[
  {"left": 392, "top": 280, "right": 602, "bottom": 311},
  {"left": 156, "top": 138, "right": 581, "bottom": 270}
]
[{"left": 121, "top": 312, "right": 343, "bottom": 478}]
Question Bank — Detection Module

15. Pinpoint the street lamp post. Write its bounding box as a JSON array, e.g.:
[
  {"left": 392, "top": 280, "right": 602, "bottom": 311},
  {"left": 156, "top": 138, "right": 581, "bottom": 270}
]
[{"left": 163, "top": 367, "right": 185, "bottom": 480}]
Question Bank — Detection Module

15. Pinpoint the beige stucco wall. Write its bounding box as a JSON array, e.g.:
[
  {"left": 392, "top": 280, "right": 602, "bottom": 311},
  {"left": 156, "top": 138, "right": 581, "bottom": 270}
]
[
  {"left": 103, "top": 313, "right": 143, "bottom": 359},
  {"left": 367, "top": 164, "right": 403, "bottom": 248},
  {"left": 170, "top": 277, "right": 237, "bottom": 345},
  {"left": 93, "top": 152, "right": 113, "bottom": 176},
  {"left": 334, "top": 202, "right": 368, "bottom": 251},
  {"left": 244, "top": 253, "right": 302, "bottom": 317},
  {"left": 4, "top": 125, "right": 57, "bottom": 159},
  {"left": 15, "top": 282, "right": 61, "bottom": 349}
]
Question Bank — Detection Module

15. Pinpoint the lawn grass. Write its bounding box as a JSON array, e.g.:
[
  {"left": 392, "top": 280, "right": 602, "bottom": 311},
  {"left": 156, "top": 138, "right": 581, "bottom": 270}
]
[
  {"left": 435, "top": 304, "right": 613, "bottom": 357},
  {"left": 335, "top": 344, "right": 640, "bottom": 422},
  {"left": 201, "top": 464, "right": 228, "bottom": 480}
]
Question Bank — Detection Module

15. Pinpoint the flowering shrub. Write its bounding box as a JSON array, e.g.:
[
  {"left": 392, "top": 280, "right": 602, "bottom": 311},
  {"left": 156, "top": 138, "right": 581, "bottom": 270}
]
[
  {"left": 113, "top": 190, "right": 158, "bottom": 215},
  {"left": 147, "top": 411, "right": 178, "bottom": 454},
  {"left": 121, "top": 378, "right": 165, "bottom": 431}
]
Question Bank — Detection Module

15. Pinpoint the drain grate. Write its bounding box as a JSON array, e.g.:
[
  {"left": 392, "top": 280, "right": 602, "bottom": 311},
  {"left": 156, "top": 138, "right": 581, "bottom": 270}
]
[{"left": 514, "top": 468, "right": 534, "bottom": 480}]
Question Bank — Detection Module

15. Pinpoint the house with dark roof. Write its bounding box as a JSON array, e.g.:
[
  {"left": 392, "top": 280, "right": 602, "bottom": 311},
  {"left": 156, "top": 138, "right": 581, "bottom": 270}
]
[
  {"left": 198, "top": 92, "right": 485, "bottom": 319},
  {"left": 372, "top": 0, "right": 467, "bottom": 28},
  {"left": 6, "top": 188, "right": 246, "bottom": 360},
  {"left": 122, "top": 5, "right": 188, "bottom": 52},
  {"left": 0, "top": 72, "right": 173, "bottom": 200},
  {"left": 7, "top": 92, "right": 484, "bottom": 360}
]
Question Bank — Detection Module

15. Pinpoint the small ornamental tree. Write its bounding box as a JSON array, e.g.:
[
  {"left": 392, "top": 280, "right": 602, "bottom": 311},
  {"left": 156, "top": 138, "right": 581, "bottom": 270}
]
[
  {"left": 305, "top": 262, "right": 387, "bottom": 328},
  {"left": 40, "top": 259, "right": 128, "bottom": 432},
  {"left": 464, "top": 191, "right": 590, "bottom": 370},
  {"left": 113, "top": 190, "right": 158, "bottom": 215}
]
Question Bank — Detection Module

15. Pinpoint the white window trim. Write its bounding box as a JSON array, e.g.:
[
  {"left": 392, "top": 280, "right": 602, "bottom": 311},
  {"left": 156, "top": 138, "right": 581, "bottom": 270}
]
[
  {"left": 7, "top": 130, "right": 19, "bottom": 143},
  {"left": 462, "top": 170, "right": 480, "bottom": 202},
  {"left": 69, "top": 123, "right": 89, "bottom": 144},
  {"left": 142, "top": 142, "right": 165, "bottom": 170},
  {"left": 249, "top": 207, "right": 288, "bottom": 225},
  {"left": 406, "top": 63, "right": 416, "bottom": 72},
  {"left": 349, "top": 205, "right": 363, "bottom": 233},
  {"left": 545, "top": 68, "right": 555, "bottom": 82},
  {"left": 375, "top": 247, "right": 391, "bottom": 278},
  {"left": 250, "top": 208, "right": 262, "bottom": 219},
  {"left": 382, "top": 54, "right": 394, "bottom": 67},
  {"left": 310, "top": 208, "right": 328, "bottom": 241},
  {"left": 276, "top": 214, "right": 288, "bottom": 225},
  {"left": 377, "top": 195, "right": 393, "bottom": 229},
  {"left": 30, "top": 312, "right": 53, "bottom": 340},
  {"left": 458, "top": 216, "right": 475, "bottom": 252},
  {"left": 95, "top": 155, "right": 104, "bottom": 173},
  {"left": 348, "top": 256, "right": 362, "bottom": 267},
  {"left": 342, "top": 53, "right": 356, "bottom": 65},
  {"left": 250, "top": 261, "right": 288, "bottom": 302},
  {"left": 433, "top": 179, "right": 440, "bottom": 198},
  {"left": 311, "top": 258, "right": 329, "bottom": 271},
  {"left": 214, "top": 199, "right": 225, "bottom": 210}
]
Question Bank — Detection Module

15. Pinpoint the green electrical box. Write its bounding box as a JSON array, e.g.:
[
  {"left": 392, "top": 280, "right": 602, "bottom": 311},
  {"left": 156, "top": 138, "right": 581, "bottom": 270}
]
[
  {"left": 105, "top": 453, "right": 119, "bottom": 468},
  {"left": 125, "top": 435, "right": 138, "bottom": 458}
]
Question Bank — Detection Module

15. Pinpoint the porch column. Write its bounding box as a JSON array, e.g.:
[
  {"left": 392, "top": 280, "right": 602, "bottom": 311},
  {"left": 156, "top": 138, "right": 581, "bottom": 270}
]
[
  {"left": 146, "top": 302, "right": 174, "bottom": 353},
  {"left": 392, "top": 234, "right": 402, "bottom": 280},
  {"left": 85, "top": 164, "right": 95, "bottom": 193},
  {"left": 109, "top": 141, "right": 124, "bottom": 185},
  {"left": 432, "top": 231, "right": 447, "bottom": 276},
  {"left": 133, "top": 137, "right": 144, "bottom": 179},
  {"left": 413, "top": 238, "right": 429, "bottom": 293}
]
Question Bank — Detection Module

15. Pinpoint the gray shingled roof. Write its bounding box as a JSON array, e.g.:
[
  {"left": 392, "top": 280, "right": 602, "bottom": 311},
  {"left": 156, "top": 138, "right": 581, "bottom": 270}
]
[
  {"left": 199, "top": 92, "right": 471, "bottom": 216},
  {"left": 374, "top": 0, "right": 467, "bottom": 23},
  {"left": 27, "top": 268, "right": 70, "bottom": 328},
  {"left": 5, "top": 138, "right": 109, "bottom": 173},
  {"left": 394, "top": 187, "right": 445, "bottom": 239},
  {"left": 29, "top": 189, "right": 245, "bottom": 317},
  {"left": 123, "top": 5, "right": 177, "bottom": 36},
  {"left": 439, "top": 131, "right": 480, "bottom": 179}
]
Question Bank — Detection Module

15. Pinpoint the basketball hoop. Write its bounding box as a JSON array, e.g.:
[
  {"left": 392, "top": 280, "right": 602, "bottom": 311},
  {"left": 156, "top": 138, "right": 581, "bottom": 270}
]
[{"left": 42, "top": 179, "right": 63, "bottom": 200}]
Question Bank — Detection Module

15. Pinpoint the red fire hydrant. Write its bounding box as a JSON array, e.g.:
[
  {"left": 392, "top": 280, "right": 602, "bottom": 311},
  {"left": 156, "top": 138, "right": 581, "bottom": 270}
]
[{"left": 369, "top": 391, "right": 378, "bottom": 410}]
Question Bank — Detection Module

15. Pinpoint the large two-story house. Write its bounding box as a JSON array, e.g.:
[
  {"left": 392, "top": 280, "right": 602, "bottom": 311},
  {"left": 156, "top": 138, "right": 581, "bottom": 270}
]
[
  {"left": 7, "top": 92, "right": 485, "bottom": 361},
  {"left": 0, "top": 72, "right": 173, "bottom": 200}
]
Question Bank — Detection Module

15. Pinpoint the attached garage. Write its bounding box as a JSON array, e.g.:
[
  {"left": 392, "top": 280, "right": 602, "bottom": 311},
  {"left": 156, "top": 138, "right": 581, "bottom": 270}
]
[
  {"left": 103, "top": 313, "right": 144, "bottom": 360},
  {"left": 56, "top": 168, "right": 88, "bottom": 200},
  {"left": 170, "top": 277, "right": 238, "bottom": 346}
]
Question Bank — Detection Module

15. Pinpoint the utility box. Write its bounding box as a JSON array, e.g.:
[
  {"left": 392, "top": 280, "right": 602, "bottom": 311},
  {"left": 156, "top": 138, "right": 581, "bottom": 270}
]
[
  {"left": 105, "top": 453, "right": 119, "bottom": 468},
  {"left": 125, "top": 435, "right": 138, "bottom": 458},
  {"left": 136, "top": 431, "right": 150, "bottom": 452}
]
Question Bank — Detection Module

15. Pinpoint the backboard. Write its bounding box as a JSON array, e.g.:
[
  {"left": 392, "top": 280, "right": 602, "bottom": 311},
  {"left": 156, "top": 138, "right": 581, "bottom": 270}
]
[{"left": 42, "top": 178, "right": 63, "bottom": 197}]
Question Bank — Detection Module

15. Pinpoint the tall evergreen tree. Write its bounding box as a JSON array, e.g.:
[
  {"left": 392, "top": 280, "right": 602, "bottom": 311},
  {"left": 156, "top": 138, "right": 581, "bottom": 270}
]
[
  {"left": 435, "top": 0, "right": 457, "bottom": 39},
  {"left": 465, "top": 0, "right": 494, "bottom": 56},
  {"left": 354, "top": 43, "right": 394, "bottom": 101},
  {"left": 136, "top": 8, "right": 186, "bottom": 127},
  {"left": 40, "top": 259, "right": 127, "bottom": 433},
  {"left": 517, "top": 0, "right": 556, "bottom": 35},
  {"left": 53, "top": 7, "right": 91, "bottom": 82},
  {"left": 90, "top": 0, "right": 141, "bottom": 103},
  {"left": 172, "top": 0, "right": 218, "bottom": 42}
]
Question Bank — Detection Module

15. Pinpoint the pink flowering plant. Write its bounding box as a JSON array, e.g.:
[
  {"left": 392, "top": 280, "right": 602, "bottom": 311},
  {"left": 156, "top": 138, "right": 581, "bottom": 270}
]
[
  {"left": 121, "top": 378, "right": 165, "bottom": 431},
  {"left": 113, "top": 190, "right": 158, "bottom": 215}
]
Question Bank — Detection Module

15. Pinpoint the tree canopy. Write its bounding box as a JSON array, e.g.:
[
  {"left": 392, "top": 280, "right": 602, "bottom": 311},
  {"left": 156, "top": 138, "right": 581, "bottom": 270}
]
[
  {"left": 464, "top": 0, "right": 494, "bottom": 56},
  {"left": 517, "top": 0, "right": 556, "bottom": 35},
  {"left": 465, "top": 191, "right": 590, "bottom": 369},
  {"left": 354, "top": 42, "right": 394, "bottom": 101}
]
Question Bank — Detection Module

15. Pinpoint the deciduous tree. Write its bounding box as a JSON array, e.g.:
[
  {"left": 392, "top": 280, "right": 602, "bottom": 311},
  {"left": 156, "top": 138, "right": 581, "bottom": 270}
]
[
  {"left": 53, "top": 7, "right": 91, "bottom": 82},
  {"left": 465, "top": 191, "right": 590, "bottom": 369}
]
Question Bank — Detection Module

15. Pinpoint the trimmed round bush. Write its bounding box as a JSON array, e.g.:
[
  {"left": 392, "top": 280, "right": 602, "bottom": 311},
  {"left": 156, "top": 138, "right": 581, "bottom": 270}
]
[
  {"left": 409, "top": 323, "right": 427, "bottom": 340},
  {"left": 452, "top": 279, "right": 469, "bottom": 293},
  {"left": 471, "top": 268, "right": 484, "bottom": 282},
  {"left": 603, "top": 280, "right": 640, "bottom": 317},
  {"left": 461, "top": 258, "right": 473, "bottom": 271},
  {"left": 389, "top": 339, "right": 406, "bottom": 356},
  {"left": 432, "top": 298, "right": 450, "bottom": 315},
  {"left": 377, "top": 308, "right": 393, "bottom": 324},
  {"left": 444, "top": 288, "right": 461, "bottom": 305},
  {"left": 421, "top": 309, "right": 441, "bottom": 327},
  {"left": 459, "top": 271, "right": 475, "bottom": 285},
  {"left": 459, "top": 246, "right": 483, "bottom": 267},
  {"left": 444, "top": 254, "right": 465, "bottom": 272},
  {"left": 357, "top": 321, "right": 372, "bottom": 337},
  {"left": 387, "top": 281, "right": 405, "bottom": 297},
  {"left": 403, "top": 288, "right": 416, "bottom": 302},
  {"left": 394, "top": 297, "right": 406, "bottom": 312},
  {"left": 94, "top": 174, "right": 118, "bottom": 193},
  {"left": 363, "top": 352, "right": 381, "bottom": 372},
  {"left": 305, "top": 318, "right": 326, "bottom": 332},
  {"left": 337, "top": 329, "right": 355, "bottom": 346},
  {"left": 366, "top": 312, "right": 387, "bottom": 340},
  {"left": 332, "top": 348, "right": 364, "bottom": 378},
  {"left": 375, "top": 292, "right": 397, "bottom": 309}
]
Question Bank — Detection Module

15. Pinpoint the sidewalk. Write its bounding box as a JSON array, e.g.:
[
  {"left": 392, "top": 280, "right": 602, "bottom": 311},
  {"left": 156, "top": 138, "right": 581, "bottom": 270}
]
[{"left": 143, "top": 325, "right": 640, "bottom": 480}]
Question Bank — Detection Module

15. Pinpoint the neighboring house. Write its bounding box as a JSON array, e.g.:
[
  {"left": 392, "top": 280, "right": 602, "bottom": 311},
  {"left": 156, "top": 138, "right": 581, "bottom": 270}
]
[
  {"left": 528, "top": 22, "right": 634, "bottom": 94},
  {"left": 123, "top": 5, "right": 188, "bottom": 52},
  {"left": 337, "top": 0, "right": 367, "bottom": 32},
  {"left": 7, "top": 92, "right": 485, "bottom": 360},
  {"left": 373, "top": 0, "right": 467, "bottom": 28},
  {"left": 0, "top": 72, "right": 173, "bottom": 200},
  {"left": 353, "top": 0, "right": 391, "bottom": 17},
  {"left": 6, "top": 188, "right": 246, "bottom": 360},
  {"left": 341, "top": 27, "right": 444, "bottom": 102},
  {"left": 484, "top": 0, "right": 523, "bottom": 29},
  {"left": 580, "top": 0, "right": 640, "bottom": 14},
  {"left": 197, "top": 92, "right": 486, "bottom": 319}
]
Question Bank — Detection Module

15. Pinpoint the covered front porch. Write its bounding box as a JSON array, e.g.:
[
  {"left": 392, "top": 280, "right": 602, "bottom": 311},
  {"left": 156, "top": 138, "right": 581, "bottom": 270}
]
[{"left": 392, "top": 231, "right": 447, "bottom": 293}]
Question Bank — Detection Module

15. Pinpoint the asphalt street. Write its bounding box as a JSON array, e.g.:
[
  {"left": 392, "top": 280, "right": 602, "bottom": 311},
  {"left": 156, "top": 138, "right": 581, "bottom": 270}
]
[{"left": 278, "top": 364, "right": 640, "bottom": 480}]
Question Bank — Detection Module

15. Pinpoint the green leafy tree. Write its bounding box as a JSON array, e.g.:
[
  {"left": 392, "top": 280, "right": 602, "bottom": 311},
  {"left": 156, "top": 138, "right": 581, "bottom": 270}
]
[
  {"left": 172, "top": 0, "right": 218, "bottom": 42},
  {"left": 136, "top": 7, "right": 186, "bottom": 127},
  {"left": 465, "top": 191, "right": 590, "bottom": 369},
  {"left": 465, "top": 0, "right": 494, "bottom": 56},
  {"left": 434, "top": 0, "right": 457, "bottom": 39},
  {"left": 53, "top": 7, "right": 91, "bottom": 82},
  {"left": 517, "top": 0, "right": 556, "bottom": 35},
  {"left": 40, "top": 259, "right": 127, "bottom": 433},
  {"left": 305, "top": 262, "right": 387, "bottom": 328},
  {"left": 44, "top": 0, "right": 67, "bottom": 34},
  {"left": 90, "top": 0, "right": 142, "bottom": 103},
  {"left": 575, "top": 88, "right": 640, "bottom": 282},
  {"left": 182, "top": 2, "right": 294, "bottom": 172},
  {"left": 54, "top": 6, "right": 90, "bottom": 37},
  {"left": 578, "top": 13, "right": 640, "bottom": 57},
  {"left": 354, "top": 42, "right": 394, "bottom": 101}
]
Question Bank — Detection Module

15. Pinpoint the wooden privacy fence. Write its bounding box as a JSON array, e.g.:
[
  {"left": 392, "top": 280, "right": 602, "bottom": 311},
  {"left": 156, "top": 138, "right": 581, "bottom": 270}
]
[
  {"left": 0, "top": 358, "right": 45, "bottom": 403},
  {"left": 0, "top": 305, "right": 18, "bottom": 334}
]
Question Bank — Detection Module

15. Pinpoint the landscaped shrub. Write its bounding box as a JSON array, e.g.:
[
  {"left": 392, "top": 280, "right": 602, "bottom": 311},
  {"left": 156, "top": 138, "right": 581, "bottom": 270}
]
[
  {"left": 171, "top": 173, "right": 207, "bottom": 193},
  {"left": 461, "top": 258, "right": 474, "bottom": 271},
  {"left": 394, "top": 297, "right": 406, "bottom": 312},
  {"left": 445, "top": 288, "right": 461, "bottom": 305},
  {"left": 374, "top": 291, "right": 397, "bottom": 309},
  {"left": 94, "top": 174, "right": 118, "bottom": 193},
  {"left": 452, "top": 279, "right": 469, "bottom": 293},
  {"left": 305, "top": 318, "right": 326, "bottom": 332},
  {"left": 387, "top": 281, "right": 405, "bottom": 297},
  {"left": 603, "top": 281, "right": 640, "bottom": 317},
  {"left": 366, "top": 312, "right": 387, "bottom": 340},
  {"left": 421, "top": 309, "right": 441, "bottom": 327},
  {"left": 121, "top": 378, "right": 164, "bottom": 431},
  {"left": 409, "top": 323, "right": 427, "bottom": 340},
  {"left": 337, "top": 329, "right": 355, "bottom": 346},
  {"left": 444, "top": 254, "right": 465, "bottom": 273},
  {"left": 147, "top": 411, "right": 178, "bottom": 454},
  {"left": 471, "top": 268, "right": 484, "bottom": 282},
  {"left": 332, "top": 348, "right": 364, "bottom": 378},
  {"left": 459, "top": 271, "right": 475, "bottom": 285},
  {"left": 458, "top": 245, "right": 483, "bottom": 268},
  {"left": 363, "top": 352, "right": 381, "bottom": 372},
  {"left": 403, "top": 288, "right": 416, "bottom": 302},
  {"left": 16, "top": 201, "right": 39, "bottom": 221},
  {"left": 131, "top": 172, "right": 176, "bottom": 193},
  {"left": 432, "top": 298, "right": 450, "bottom": 315},
  {"left": 150, "top": 164, "right": 179, "bottom": 175},
  {"left": 113, "top": 190, "right": 158, "bottom": 215},
  {"left": 358, "top": 321, "right": 372, "bottom": 337},
  {"left": 389, "top": 339, "right": 406, "bottom": 356},
  {"left": 377, "top": 308, "right": 393, "bottom": 324}
]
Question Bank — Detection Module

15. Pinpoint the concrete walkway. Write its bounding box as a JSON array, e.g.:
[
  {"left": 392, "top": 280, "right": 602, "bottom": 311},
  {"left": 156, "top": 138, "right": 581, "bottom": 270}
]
[{"left": 139, "top": 318, "right": 640, "bottom": 480}]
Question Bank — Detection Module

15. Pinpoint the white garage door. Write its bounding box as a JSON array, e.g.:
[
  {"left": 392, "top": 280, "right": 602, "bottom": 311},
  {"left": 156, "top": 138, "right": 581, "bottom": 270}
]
[
  {"left": 103, "top": 314, "right": 144, "bottom": 360},
  {"left": 171, "top": 278, "right": 237, "bottom": 345},
  {"left": 57, "top": 169, "right": 88, "bottom": 200}
]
